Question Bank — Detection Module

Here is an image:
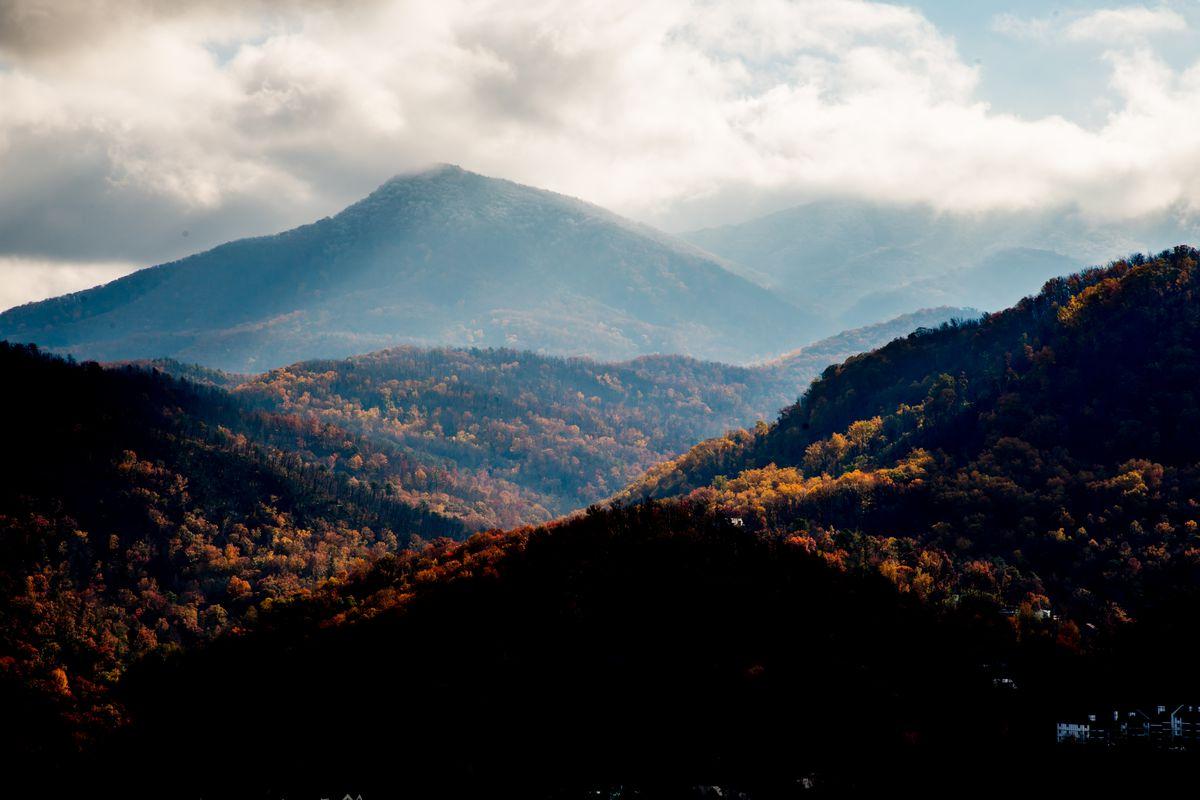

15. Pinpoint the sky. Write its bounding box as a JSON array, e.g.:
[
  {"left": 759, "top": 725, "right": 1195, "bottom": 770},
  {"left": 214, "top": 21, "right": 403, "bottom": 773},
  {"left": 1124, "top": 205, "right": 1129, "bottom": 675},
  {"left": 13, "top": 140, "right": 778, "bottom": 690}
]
[{"left": 1, "top": 0, "right": 1199, "bottom": 310}]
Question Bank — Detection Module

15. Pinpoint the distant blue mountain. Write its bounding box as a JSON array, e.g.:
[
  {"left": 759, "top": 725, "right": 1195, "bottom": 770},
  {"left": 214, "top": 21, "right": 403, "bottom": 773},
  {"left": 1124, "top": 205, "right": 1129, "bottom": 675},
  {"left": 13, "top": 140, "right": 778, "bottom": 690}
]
[
  {"left": 0, "top": 166, "right": 819, "bottom": 372},
  {"left": 683, "top": 199, "right": 1198, "bottom": 328}
]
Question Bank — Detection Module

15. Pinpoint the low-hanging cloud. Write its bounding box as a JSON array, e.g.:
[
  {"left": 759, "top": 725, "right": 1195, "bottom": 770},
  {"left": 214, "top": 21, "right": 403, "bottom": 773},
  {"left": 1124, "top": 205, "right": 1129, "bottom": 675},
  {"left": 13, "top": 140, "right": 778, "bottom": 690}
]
[{"left": 2, "top": 0, "right": 1200, "bottom": 305}]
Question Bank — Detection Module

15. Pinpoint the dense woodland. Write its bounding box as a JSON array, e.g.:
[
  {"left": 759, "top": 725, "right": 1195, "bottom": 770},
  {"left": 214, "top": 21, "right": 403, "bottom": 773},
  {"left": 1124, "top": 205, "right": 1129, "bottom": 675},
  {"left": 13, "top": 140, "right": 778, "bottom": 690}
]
[
  {"left": 111, "top": 503, "right": 1056, "bottom": 796},
  {"left": 142, "top": 306, "right": 965, "bottom": 528},
  {"left": 0, "top": 306, "right": 964, "bottom": 766},
  {"left": 8, "top": 251, "right": 1200, "bottom": 794},
  {"left": 232, "top": 348, "right": 779, "bottom": 526},
  {"left": 621, "top": 247, "right": 1200, "bottom": 633},
  {"left": 0, "top": 342, "right": 461, "bottom": 752},
  {"left": 107, "top": 499, "right": 1200, "bottom": 797},
  {"left": 106, "top": 246, "right": 1200, "bottom": 797}
]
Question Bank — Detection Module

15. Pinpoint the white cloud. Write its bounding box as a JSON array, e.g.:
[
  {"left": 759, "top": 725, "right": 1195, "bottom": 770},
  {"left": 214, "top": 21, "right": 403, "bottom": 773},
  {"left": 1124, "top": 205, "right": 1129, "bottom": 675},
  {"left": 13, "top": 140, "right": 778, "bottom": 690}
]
[
  {"left": 1065, "top": 6, "right": 1187, "bottom": 43},
  {"left": 992, "top": 5, "right": 1188, "bottom": 44},
  {"left": 990, "top": 12, "right": 1054, "bottom": 42},
  {"left": 1, "top": 0, "right": 1200, "bottom": 308}
]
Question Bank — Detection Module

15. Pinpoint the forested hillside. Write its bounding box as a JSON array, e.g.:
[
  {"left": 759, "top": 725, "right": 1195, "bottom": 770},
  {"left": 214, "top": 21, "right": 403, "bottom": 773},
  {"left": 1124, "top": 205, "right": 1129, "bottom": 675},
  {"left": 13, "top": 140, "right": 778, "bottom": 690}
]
[
  {"left": 105, "top": 250, "right": 1200, "bottom": 796},
  {"left": 0, "top": 343, "right": 460, "bottom": 750},
  {"left": 147, "top": 306, "right": 970, "bottom": 527},
  {"left": 115, "top": 503, "right": 1041, "bottom": 797},
  {"left": 10, "top": 252, "right": 1200, "bottom": 796},
  {"left": 620, "top": 247, "right": 1200, "bottom": 629},
  {"left": 0, "top": 306, "right": 968, "bottom": 756}
]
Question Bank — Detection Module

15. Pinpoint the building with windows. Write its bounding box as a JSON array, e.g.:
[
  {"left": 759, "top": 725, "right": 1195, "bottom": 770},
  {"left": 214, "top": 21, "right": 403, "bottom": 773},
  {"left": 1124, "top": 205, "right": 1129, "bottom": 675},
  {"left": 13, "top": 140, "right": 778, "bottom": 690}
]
[
  {"left": 1056, "top": 715, "right": 1097, "bottom": 744},
  {"left": 1058, "top": 705, "right": 1200, "bottom": 748}
]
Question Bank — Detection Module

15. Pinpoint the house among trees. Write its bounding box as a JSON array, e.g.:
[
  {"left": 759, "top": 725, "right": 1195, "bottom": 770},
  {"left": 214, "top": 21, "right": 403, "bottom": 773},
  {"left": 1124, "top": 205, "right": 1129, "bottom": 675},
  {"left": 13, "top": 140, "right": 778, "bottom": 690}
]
[{"left": 1058, "top": 705, "right": 1200, "bottom": 748}]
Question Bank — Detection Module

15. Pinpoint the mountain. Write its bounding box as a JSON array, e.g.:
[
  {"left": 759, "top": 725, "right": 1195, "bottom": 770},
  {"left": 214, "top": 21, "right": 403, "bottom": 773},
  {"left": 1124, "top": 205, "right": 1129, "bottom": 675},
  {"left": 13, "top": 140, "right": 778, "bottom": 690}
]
[
  {"left": 13, "top": 250, "right": 1200, "bottom": 795},
  {"left": 837, "top": 247, "right": 1079, "bottom": 328},
  {"left": 146, "top": 306, "right": 972, "bottom": 528},
  {"left": 618, "top": 246, "right": 1200, "bottom": 634},
  {"left": 683, "top": 199, "right": 1198, "bottom": 329},
  {"left": 0, "top": 165, "right": 819, "bottom": 372},
  {"left": 0, "top": 306, "right": 969, "bottom": 774},
  {"left": 97, "top": 249, "right": 1200, "bottom": 797}
]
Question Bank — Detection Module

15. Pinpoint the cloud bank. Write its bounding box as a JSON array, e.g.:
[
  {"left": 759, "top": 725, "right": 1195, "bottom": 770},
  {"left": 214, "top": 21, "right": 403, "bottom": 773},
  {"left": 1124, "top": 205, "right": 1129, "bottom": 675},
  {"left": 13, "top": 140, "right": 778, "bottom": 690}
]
[
  {"left": 2, "top": 0, "right": 1200, "bottom": 306},
  {"left": 1066, "top": 6, "right": 1187, "bottom": 43}
]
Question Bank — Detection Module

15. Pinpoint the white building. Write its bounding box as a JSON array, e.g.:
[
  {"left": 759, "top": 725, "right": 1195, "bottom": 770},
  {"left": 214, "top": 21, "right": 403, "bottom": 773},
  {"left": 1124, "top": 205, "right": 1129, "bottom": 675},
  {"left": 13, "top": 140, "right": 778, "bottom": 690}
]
[{"left": 1057, "top": 715, "right": 1096, "bottom": 743}]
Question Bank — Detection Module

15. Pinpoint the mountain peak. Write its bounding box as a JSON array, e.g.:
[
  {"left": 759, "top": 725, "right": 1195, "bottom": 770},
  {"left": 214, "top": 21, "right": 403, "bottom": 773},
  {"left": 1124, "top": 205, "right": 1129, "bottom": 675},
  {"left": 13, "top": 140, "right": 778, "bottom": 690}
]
[
  {"left": 364, "top": 162, "right": 478, "bottom": 202},
  {"left": 387, "top": 162, "right": 468, "bottom": 182},
  {"left": 0, "top": 169, "right": 817, "bottom": 371}
]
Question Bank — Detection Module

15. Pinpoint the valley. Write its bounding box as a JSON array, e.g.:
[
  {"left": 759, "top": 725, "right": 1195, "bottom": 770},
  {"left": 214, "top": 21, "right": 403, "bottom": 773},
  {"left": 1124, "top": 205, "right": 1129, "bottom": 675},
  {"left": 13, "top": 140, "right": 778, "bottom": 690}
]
[{"left": 161, "top": 305, "right": 970, "bottom": 527}]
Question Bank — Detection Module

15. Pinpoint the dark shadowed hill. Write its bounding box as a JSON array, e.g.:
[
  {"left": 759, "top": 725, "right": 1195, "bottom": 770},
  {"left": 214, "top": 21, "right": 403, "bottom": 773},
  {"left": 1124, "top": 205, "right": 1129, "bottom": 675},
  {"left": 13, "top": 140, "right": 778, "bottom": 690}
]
[
  {"left": 0, "top": 166, "right": 818, "bottom": 371},
  {"left": 0, "top": 342, "right": 461, "bottom": 756}
]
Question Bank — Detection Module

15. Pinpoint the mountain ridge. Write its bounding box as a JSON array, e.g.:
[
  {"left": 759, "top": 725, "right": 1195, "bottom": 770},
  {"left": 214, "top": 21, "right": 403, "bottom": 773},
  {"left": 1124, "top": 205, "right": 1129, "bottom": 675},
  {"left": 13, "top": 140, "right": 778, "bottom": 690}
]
[
  {"left": 93, "top": 248, "right": 1200, "bottom": 798},
  {"left": 0, "top": 165, "right": 819, "bottom": 371}
]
